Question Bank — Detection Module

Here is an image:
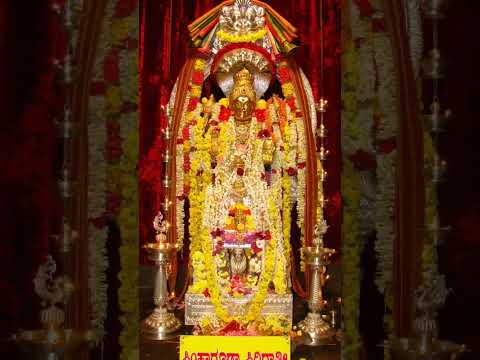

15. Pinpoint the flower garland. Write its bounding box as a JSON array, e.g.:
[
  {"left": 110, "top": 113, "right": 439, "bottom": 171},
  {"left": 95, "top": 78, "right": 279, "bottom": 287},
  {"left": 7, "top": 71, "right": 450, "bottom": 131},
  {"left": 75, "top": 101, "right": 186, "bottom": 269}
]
[
  {"left": 87, "top": 0, "right": 118, "bottom": 340},
  {"left": 109, "top": 6, "right": 140, "bottom": 360},
  {"left": 368, "top": 1, "right": 400, "bottom": 349},
  {"left": 183, "top": 85, "right": 296, "bottom": 327},
  {"left": 216, "top": 28, "right": 267, "bottom": 44},
  {"left": 405, "top": 0, "right": 424, "bottom": 80},
  {"left": 341, "top": 10, "right": 363, "bottom": 357},
  {"left": 341, "top": 162, "right": 362, "bottom": 359},
  {"left": 422, "top": 133, "right": 438, "bottom": 279},
  {"left": 276, "top": 61, "right": 308, "bottom": 271},
  {"left": 86, "top": 0, "right": 139, "bottom": 358},
  {"left": 177, "top": 58, "right": 207, "bottom": 256},
  {"left": 200, "top": 182, "right": 281, "bottom": 325},
  {"left": 277, "top": 120, "right": 294, "bottom": 295}
]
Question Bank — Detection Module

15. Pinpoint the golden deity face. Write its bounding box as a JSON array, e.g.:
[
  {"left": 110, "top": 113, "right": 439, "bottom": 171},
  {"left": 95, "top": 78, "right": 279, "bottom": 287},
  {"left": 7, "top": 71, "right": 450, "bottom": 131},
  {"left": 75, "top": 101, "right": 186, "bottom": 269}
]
[
  {"left": 232, "top": 95, "right": 254, "bottom": 122},
  {"left": 229, "top": 68, "right": 256, "bottom": 123}
]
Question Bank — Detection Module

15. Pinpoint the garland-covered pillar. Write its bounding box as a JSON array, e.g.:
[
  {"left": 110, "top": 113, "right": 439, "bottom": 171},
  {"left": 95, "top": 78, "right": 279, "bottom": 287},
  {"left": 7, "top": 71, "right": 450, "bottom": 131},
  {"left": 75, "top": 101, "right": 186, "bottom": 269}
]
[{"left": 384, "top": 0, "right": 425, "bottom": 337}]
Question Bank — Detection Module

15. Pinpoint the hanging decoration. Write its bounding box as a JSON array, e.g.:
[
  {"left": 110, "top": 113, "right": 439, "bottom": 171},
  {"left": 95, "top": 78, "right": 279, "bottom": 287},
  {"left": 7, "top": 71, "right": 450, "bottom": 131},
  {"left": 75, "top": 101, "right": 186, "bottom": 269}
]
[
  {"left": 341, "top": 9, "right": 363, "bottom": 357},
  {"left": 87, "top": 0, "right": 139, "bottom": 358},
  {"left": 341, "top": 0, "right": 404, "bottom": 357}
]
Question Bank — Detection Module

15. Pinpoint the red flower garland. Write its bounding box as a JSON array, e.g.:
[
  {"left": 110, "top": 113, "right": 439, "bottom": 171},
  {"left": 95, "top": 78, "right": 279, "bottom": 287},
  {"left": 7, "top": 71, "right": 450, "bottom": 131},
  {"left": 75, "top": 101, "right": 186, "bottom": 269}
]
[
  {"left": 278, "top": 66, "right": 291, "bottom": 83},
  {"left": 285, "top": 97, "right": 297, "bottom": 111},
  {"left": 188, "top": 98, "right": 200, "bottom": 112},
  {"left": 254, "top": 109, "right": 266, "bottom": 122},
  {"left": 191, "top": 70, "right": 204, "bottom": 85},
  {"left": 219, "top": 106, "right": 231, "bottom": 121},
  {"left": 257, "top": 129, "right": 270, "bottom": 139},
  {"left": 286, "top": 167, "right": 297, "bottom": 176}
]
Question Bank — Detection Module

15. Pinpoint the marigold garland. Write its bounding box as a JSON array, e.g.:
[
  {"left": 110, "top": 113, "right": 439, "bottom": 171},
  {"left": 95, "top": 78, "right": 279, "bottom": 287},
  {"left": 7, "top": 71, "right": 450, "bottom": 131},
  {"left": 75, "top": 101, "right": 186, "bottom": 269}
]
[
  {"left": 183, "top": 76, "right": 301, "bottom": 329},
  {"left": 87, "top": 0, "right": 119, "bottom": 342},
  {"left": 104, "top": 1, "right": 140, "bottom": 359},
  {"left": 200, "top": 185, "right": 281, "bottom": 324},
  {"left": 341, "top": 20, "right": 363, "bottom": 358},
  {"left": 216, "top": 28, "right": 267, "bottom": 44},
  {"left": 276, "top": 61, "right": 308, "bottom": 271},
  {"left": 86, "top": 0, "right": 139, "bottom": 357}
]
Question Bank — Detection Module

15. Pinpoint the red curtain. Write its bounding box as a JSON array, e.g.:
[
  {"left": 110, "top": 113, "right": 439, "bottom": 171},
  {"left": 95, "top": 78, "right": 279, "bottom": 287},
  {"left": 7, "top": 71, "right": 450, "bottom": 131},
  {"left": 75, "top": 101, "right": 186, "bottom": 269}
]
[
  {"left": 139, "top": 0, "right": 341, "bottom": 263},
  {"left": 0, "top": 1, "right": 64, "bottom": 336}
]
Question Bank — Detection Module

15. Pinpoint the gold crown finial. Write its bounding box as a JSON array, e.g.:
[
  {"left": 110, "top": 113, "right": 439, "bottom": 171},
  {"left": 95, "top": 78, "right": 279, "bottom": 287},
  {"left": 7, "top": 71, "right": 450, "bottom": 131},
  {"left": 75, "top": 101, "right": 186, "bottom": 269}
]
[{"left": 234, "top": 67, "right": 254, "bottom": 85}]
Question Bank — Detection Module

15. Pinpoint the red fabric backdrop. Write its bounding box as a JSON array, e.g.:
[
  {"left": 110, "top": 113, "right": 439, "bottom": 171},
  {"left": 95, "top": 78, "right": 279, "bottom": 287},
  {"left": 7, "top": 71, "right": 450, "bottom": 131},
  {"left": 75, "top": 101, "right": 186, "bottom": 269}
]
[
  {"left": 0, "top": 1, "right": 64, "bottom": 336},
  {"left": 139, "top": 0, "right": 342, "bottom": 264}
]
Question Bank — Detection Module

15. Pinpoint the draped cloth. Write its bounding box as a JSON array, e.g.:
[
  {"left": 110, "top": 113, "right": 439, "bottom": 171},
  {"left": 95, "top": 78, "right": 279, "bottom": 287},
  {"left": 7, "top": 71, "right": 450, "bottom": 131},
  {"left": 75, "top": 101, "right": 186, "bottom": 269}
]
[
  {"left": 0, "top": 1, "right": 63, "bottom": 336},
  {"left": 140, "top": 0, "right": 341, "bottom": 297}
]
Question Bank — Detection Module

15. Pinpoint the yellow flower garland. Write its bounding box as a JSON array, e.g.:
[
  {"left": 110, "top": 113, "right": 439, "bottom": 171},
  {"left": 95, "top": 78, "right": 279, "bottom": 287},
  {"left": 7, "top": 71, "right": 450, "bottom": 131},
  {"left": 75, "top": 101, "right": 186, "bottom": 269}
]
[
  {"left": 216, "top": 28, "right": 267, "bottom": 44},
  {"left": 178, "top": 62, "right": 305, "bottom": 333},
  {"left": 194, "top": 58, "right": 206, "bottom": 71},
  {"left": 341, "top": 34, "right": 362, "bottom": 359},
  {"left": 106, "top": 86, "right": 122, "bottom": 114},
  {"left": 281, "top": 83, "right": 295, "bottom": 98},
  {"left": 184, "top": 79, "right": 293, "bottom": 330}
]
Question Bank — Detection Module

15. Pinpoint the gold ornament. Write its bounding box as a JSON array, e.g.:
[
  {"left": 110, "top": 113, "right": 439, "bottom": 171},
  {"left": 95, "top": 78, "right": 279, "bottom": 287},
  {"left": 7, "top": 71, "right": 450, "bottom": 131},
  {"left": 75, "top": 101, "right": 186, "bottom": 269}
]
[{"left": 229, "top": 68, "right": 256, "bottom": 105}]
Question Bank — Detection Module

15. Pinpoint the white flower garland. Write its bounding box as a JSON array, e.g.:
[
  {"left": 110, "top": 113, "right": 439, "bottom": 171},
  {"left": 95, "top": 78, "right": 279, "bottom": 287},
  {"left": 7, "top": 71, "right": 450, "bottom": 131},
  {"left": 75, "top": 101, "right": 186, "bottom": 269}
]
[
  {"left": 113, "top": 4, "right": 140, "bottom": 360},
  {"left": 404, "top": 0, "right": 424, "bottom": 79},
  {"left": 86, "top": 0, "right": 116, "bottom": 338},
  {"left": 355, "top": 18, "right": 376, "bottom": 155},
  {"left": 373, "top": 151, "right": 396, "bottom": 293},
  {"left": 87, "top": 95, "right": 108, "bottom": 338},
  {"left": 372, "top": 26, "right": 399, "bottom": 294}
]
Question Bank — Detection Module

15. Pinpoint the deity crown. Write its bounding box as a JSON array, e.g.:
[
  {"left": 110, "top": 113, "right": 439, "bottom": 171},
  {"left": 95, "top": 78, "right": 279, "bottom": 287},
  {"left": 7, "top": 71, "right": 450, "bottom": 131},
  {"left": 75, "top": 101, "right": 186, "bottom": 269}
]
[{"left": 230, "top": 68, "right": 256, "bottom": 103}]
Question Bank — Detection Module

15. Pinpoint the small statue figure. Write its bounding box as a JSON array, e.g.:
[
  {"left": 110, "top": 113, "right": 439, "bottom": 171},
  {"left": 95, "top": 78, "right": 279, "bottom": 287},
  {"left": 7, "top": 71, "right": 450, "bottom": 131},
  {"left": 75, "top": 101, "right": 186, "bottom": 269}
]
[{"left": 230, "top": 248, "right": 248, "bottom": 276}]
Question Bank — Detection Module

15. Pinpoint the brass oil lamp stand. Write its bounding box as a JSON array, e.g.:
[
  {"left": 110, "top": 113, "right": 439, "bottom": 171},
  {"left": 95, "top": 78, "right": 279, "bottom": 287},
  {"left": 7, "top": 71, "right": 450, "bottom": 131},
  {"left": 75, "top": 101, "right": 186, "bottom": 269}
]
[
  {"left": 15, "top": 2, "right": 95, "bottom": 357},
  {"left": 298, "top": 223, "right": 336, "bottom": 346},
  {"left": 140, "top": 212, "right": 182, "bottom": 340},
  {"left": 385, "top": 1, "right": 467, "bottom": 358},
  {"left": 14, "top": 256, "right": 94, "bottom": 360},
  {"left": 387, "top": 271, "right": 468, "bottom": 359}
]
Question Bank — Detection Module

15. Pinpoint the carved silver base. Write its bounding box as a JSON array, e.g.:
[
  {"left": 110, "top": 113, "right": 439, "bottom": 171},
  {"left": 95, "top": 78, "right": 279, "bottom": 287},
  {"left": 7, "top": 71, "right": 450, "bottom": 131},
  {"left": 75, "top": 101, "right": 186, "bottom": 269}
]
[
  {"left": 298, "top": 312, "right": 335, "bottom": 346},
  {"left": 141, "top": 307, "right": 181, "bottom": 340},
  {"left": 184, "top": 293, "right": 293, "bottom": 325}
]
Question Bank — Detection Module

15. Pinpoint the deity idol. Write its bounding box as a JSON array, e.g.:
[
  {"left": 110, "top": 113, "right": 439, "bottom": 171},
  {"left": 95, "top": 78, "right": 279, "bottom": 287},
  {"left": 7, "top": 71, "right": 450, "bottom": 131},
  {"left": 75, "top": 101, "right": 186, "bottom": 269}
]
[
  {"left": 163, "top": 0, "right": 322, "bottom": 331},
  {"left": 203, "top": 67, "right": 289, "bottom": 295}
]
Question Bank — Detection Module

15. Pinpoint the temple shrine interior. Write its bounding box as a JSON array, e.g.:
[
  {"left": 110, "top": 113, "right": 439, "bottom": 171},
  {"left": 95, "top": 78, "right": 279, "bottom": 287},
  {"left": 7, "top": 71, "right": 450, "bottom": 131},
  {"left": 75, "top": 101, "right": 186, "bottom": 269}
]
[{"left": 1, "top": 1, "right": 480, "bottom": 360}]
